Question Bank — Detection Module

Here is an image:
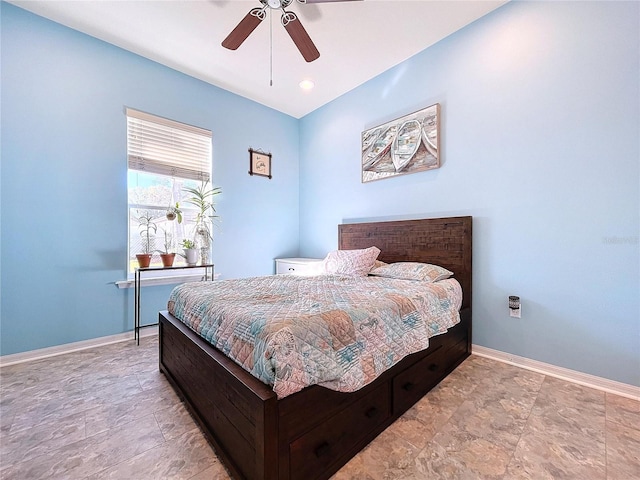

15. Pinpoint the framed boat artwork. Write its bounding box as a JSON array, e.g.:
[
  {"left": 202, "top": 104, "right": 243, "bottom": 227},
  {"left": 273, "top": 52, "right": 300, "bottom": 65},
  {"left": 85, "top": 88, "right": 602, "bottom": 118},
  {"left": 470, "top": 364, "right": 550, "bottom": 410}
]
[{"left": 362, "top": 103, "right": 440, "bottom": 183}]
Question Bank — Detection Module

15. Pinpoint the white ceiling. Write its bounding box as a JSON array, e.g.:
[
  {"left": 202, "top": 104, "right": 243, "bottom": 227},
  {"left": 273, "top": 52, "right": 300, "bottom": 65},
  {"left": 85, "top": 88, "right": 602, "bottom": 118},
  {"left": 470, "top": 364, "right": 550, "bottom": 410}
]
[{"left": 9, "top": 0, "right": 507, "bottom": 118}]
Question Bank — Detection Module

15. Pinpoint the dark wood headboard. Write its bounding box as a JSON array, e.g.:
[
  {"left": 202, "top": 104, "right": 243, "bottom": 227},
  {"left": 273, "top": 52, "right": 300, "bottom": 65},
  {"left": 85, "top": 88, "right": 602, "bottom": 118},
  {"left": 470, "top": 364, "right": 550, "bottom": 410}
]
[{"left": 338, "top": 216, "right": 472, "bottom": 309}]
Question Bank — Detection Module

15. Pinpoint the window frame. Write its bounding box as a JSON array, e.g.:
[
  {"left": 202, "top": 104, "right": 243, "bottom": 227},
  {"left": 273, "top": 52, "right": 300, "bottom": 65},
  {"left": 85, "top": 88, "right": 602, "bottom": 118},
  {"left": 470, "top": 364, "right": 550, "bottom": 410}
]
[{"left": 125, "top": 108, "right": 212, "bottom": 279}]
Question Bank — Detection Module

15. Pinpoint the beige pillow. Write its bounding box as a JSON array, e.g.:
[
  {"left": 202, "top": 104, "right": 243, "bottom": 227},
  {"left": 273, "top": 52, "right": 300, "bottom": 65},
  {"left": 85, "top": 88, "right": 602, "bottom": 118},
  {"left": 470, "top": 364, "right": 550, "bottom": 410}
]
[
  {"left": 373, "top": 260, "right": 387, "bottom": 269},
  {"left": 323, "top": 246, "right": 381, "bottom": 276},
  {"left": 369, "top": 262, "right": 453, "bottom": 282}
]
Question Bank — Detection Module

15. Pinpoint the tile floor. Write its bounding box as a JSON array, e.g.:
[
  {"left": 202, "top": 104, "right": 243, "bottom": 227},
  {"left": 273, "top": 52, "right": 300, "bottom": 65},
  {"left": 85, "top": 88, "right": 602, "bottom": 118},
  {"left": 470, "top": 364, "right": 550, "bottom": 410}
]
[{"left": 0, "top": 336, "right": 638, "bottom": 479}]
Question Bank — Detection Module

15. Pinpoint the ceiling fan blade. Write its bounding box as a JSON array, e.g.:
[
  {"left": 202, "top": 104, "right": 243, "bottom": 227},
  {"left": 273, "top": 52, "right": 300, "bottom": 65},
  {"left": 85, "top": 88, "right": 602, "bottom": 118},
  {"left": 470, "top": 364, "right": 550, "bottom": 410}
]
[
  {"left": 222, "top": 8, "right": 265, "bottom": 50},
  {"left": 282, "top": 12, "right": 320, "bottom": 62}
]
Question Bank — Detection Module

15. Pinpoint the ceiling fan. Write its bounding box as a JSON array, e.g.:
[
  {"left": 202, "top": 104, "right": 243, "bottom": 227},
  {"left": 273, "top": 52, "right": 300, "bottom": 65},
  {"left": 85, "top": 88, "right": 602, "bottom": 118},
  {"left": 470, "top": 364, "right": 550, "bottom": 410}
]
[{"left": 222, "top": 0, "right": 362, "bottom": 63}]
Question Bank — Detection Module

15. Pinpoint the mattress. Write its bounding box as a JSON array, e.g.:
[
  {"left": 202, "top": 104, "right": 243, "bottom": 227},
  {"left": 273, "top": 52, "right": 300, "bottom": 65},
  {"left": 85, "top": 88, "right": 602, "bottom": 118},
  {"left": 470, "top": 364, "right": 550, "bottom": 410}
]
[{"left": 168, "top": 274, "right": 462, "bottom": 398}]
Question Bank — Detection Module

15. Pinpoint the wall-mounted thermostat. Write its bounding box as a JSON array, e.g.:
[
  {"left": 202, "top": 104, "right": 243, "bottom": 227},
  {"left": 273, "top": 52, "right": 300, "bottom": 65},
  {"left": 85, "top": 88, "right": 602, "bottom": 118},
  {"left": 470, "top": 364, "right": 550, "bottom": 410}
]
[{"left": 509, "top": 296, "right": 521, "bottom": 318}]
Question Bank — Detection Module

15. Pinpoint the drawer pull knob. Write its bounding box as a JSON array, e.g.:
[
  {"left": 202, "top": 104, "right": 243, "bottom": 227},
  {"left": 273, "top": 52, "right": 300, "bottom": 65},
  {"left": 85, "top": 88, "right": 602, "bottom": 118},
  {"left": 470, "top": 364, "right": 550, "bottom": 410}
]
[
  {"left": 315, "top": 442, "right": 330, "bottom": 457},
  {"left": 402, "top": 382, "right": 414, "bottom": 391},
  {"left": 428, "top": 363, "right": 438, "bottom": 372},
  {"left": 288, "top": 267, "right": 295, "bottom": 271},
  {"left": 365, "top": 407, "right": 378, "bottom": 418}
]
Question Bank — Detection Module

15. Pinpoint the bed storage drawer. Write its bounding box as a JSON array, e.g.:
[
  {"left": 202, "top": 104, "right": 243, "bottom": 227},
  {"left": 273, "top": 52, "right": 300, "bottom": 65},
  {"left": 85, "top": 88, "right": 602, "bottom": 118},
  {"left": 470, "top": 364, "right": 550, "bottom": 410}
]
[
  {"left": 428, "top": 307, "right": 471, "bottom": 352},
  {"left": 288, "top": 382, "right": 391, "bottom": 480},
  {"left": 392, "top": 343, "right": 452, "bottom": 415}
]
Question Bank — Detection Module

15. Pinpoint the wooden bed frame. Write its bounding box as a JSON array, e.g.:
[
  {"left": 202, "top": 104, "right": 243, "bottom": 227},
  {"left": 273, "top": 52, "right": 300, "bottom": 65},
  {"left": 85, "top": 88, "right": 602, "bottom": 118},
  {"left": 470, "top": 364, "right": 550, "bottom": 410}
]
[{"left": 159, "top": 216, "right": 472, "bottom": 480}]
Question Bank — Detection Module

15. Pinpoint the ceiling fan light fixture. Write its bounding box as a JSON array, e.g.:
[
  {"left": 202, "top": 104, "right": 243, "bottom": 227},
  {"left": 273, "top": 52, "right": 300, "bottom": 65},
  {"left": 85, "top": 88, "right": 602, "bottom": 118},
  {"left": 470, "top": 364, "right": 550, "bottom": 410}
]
[{"left": 299, "top": 79, "right": 315, "bottom": 90}]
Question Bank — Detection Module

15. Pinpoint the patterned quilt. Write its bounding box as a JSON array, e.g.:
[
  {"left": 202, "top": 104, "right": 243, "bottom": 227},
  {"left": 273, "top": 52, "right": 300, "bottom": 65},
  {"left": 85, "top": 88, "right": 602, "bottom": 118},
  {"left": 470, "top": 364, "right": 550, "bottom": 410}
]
[{"left": 168, "top": 275, "right": 462, "bottom": 398}]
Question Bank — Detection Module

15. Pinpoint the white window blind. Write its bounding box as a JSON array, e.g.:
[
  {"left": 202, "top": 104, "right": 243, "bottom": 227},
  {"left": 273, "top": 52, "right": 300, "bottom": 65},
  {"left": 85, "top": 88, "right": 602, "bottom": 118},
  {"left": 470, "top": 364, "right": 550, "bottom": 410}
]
[{"left": 126, "top": 108, "right": 212, "bottom": 182}]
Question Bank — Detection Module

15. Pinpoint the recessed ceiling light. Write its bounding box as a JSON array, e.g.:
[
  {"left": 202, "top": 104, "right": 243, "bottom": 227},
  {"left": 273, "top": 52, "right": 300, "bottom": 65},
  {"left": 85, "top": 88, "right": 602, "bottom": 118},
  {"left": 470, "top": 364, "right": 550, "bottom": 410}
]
[{"left": 299, "top": 79, "right": 315, "bottom": 91}]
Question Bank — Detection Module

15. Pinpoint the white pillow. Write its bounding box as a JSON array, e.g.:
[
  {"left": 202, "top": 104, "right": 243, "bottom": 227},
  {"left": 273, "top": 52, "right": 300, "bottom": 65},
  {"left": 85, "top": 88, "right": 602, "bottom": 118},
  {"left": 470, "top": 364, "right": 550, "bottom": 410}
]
[{"left": 322, "top": 246, "right": 381, "bottom": 276}]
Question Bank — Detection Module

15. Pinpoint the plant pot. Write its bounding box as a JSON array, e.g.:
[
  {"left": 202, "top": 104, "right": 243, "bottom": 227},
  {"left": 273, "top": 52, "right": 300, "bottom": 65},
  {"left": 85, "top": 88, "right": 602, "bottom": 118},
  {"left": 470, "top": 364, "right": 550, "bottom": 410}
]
[
  {"left": 183, "top": 248, "right": 198, "bottom": 266},
  {"left": 160, "top": 253, "right": 176, "bottom": 267},
  {"left": 166, "top": 211, "right": 176, "bottom": 221},
  {"left": 136, "top": 254, "right": 152, "bottom": 268}
]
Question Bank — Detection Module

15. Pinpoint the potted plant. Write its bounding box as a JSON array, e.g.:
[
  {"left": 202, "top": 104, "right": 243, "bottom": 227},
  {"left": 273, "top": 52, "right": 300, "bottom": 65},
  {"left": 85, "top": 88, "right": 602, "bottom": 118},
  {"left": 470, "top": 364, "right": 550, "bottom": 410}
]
[
  {"left": 136, "top": 212, "right": 157, "bottom": 268},
  {"left": 157, "top": 229, "right": 176, "bottom": 267},
  {"left": 183, "top": 180, "right": 221, "bottom": 264},
  {"left": 181, "top": 238, "right": 198, "bottom": 266},
  {"left": 166, "top": 202, "right": 183, "bottom": 223}
]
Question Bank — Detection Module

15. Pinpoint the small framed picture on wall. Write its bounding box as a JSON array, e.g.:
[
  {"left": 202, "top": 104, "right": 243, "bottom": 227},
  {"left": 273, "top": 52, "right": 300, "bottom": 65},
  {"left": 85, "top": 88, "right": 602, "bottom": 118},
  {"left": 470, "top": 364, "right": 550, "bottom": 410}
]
[{"left": 248, "top": 148, "right": 272, "bottom": 179}]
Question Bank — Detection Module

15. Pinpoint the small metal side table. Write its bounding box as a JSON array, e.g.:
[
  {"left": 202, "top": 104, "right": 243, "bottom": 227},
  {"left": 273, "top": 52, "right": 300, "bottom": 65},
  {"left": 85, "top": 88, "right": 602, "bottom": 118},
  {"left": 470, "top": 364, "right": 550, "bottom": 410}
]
[{"left": 134, "top": 263, "right": 214, "bottom": 345}]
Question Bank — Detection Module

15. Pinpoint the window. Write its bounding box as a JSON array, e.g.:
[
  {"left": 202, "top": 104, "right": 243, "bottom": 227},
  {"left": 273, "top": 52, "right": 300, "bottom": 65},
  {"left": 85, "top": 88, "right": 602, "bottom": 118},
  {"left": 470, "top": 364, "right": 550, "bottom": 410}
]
[{"left": 126, "top": 108, "right": 212, "bottom": 275}]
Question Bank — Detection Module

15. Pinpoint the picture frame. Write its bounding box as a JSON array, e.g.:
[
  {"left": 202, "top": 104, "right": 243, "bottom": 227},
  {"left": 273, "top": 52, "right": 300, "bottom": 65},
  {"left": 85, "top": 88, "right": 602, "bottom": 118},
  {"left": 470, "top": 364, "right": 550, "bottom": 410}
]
[
  {"left": 362, "top": 103, "right": 440, "bottom": 183},
  {"left": 248, "top": 148, "right": 272, "bottom": 179}
]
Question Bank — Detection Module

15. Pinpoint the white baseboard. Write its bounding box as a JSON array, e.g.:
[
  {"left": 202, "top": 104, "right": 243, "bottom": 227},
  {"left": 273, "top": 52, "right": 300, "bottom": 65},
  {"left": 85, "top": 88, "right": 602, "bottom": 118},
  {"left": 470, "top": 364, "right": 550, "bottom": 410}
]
[
  {"left": 472, "top": 344, "right": 640, "bottom": 401},
  {"left": 0, "top": 326, "right": 159, "bottom": 368},
  {"left": 2, "top": 336, "right": 638, "bottom": 402}
]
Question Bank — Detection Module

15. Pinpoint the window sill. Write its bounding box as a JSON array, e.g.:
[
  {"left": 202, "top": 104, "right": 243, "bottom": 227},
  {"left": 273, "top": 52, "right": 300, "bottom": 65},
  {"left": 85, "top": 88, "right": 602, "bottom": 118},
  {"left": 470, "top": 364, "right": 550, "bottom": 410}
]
[{"left": 115, "top": 270, "right": 219, "bottom": 289}]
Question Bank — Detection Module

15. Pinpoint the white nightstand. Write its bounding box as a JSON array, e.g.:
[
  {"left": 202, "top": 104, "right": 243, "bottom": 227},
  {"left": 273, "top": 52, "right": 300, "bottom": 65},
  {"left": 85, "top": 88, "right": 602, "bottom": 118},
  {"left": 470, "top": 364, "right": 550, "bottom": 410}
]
[{"left": 275, "top": 257, "right": 323, "bottom": 276}]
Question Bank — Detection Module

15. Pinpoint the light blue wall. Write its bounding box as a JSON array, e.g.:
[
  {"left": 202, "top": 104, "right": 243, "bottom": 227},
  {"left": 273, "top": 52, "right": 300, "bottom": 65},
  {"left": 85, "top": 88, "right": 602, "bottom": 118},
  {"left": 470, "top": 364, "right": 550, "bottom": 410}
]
[
  {"left": 0, "top": 3, "right": 300, "bottom": 355},
  {"left": 299, "top": 1, "right": 640, "bottom": 386},
  {"left": 2, "top": 1, "right": 639, "bottom": 388}
]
